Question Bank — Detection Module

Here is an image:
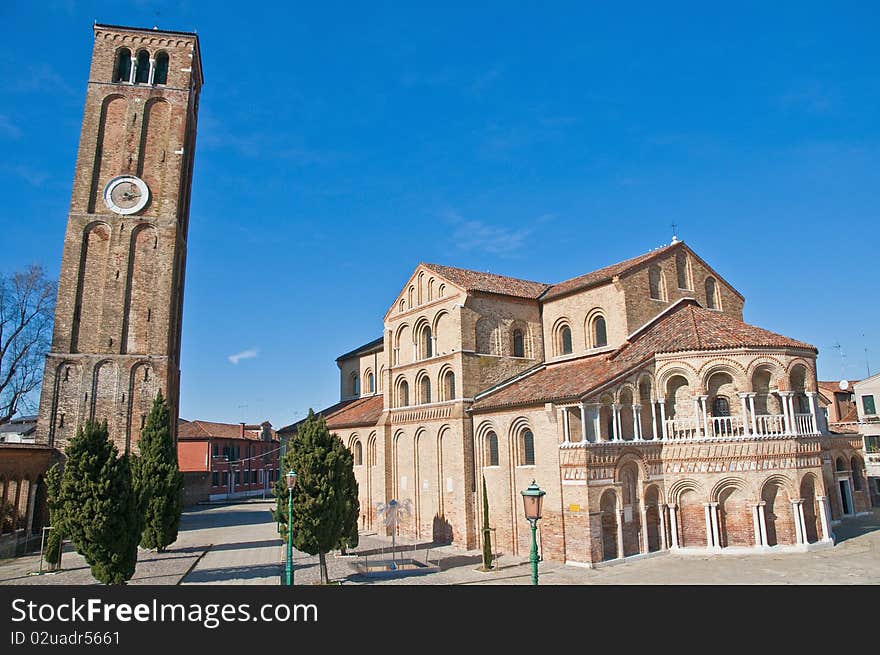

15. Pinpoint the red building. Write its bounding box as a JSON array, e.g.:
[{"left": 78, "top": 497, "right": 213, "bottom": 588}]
[{"left": 177, "top": 419, "right": 280, "bottom": 505}]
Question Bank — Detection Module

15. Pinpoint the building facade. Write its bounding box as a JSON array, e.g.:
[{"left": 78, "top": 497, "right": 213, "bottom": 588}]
[
  {"left": 281, "top": 240, "right": 872, "bottom": 566},
  {"left": 35, "top": 24, "right": 203, "bottom": 455},
  {"left": 178, "top": 420, "right": 280, "bottom": 505},
  {"left": 853, "top": 373, "right": 880, "bottom": 506}
]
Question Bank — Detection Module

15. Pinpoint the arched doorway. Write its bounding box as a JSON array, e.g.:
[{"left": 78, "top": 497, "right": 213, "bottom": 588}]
[
  {"left": 800, "top": 475, "right": 820, "bottom": 543},
  {"left": 644, "top": 485, "right": 662, "bottom": 552},
  {"left": 600, "top": 490, "right": 618, "bottom": 561},
  {"left": 761, "top": 480, "right": 794, "bottom": 546},
  {"left": 717, "top": 482, "right": 751, "bottom": 547},
  {"left": 678, "top": 488, "right": 706, "bottom": 548},
  {"left": 619, "top": 462, "right": 641, "bottom": 556}
]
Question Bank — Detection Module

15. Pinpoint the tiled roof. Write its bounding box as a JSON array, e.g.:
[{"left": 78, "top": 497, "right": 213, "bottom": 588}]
[
  {"left": 817, "top": 380, "right": 858, "bottom": 395},
  {"left": 421, "top": 263, "right": 551, "bottom": 300},
  {"left": 542, "top": 243, "right": 680, "bottom": 301},
  {"left": 277, "top": 394, "right": 384, "bottom": 434},
  {"left": 178, "top": 420, "right": 277, "bottom": 441},
  {"left": 472, "top": 299, "right": 816, "bottom": 411}
]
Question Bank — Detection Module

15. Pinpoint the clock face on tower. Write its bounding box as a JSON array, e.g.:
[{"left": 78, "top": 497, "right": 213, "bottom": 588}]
[{"left": 103, "top": 175, "right": 150, "bottom": 215}]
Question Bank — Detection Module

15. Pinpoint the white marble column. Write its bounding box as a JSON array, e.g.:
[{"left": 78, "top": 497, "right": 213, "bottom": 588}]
[
  {"left": 616, "top": 510, "right": 625, "bottom": 559},
  {"left": 651, "top": 401, "right": 658, "bottom": 440},
  {"left": 668, "top": 504, "right": 679, "bottom": 548},
  {"left": 580, "top": 403, "right": 588, "bottom": 443},
  {"left": 692, "top": 397, "right": 702, "bottom": 437},
  {"left": 710, "top": 502, "right": 721, "bottom": 549},
  {"left": 658, "top": 399, "right": 668, "bottom": 439},
  {"left": 805, "top": 391, "right": 819, "bottom": 435},
  {"left": 780, "top": 392, "right": 793, "bottom": 434},
  {"left": 751, "top": 504, "right": 763, "bottom": 546},
  {"left": 748, "top": 393, "right": 758, "bottom": 435},
  {"left": 797, "top": 500, "right": 809, "bottom": 544},
  {"left": 757, "top": 502, "right": 769, "bottom": 546},
  {"left": 699, "top": 395, "right": 710, "bottom": 438},
  {"left": 612, "top": 404, "right": 621, "bottom": 441},
  {"left": 128, "top": 58, "right": 137, "bottom": 84},
  {"left": 562, "top": 407, "right": 570, "bottom": 443},
  {"left": 704, "top": 504, "right": 714, "bottom": 548},
  {"left": 148, "top": 58, "right": 156, "bottom": 85},
  {"left": 659, "top": 504, "right": 668, "bottom": 550},
  {"left": 817, "top": 496, "right": 833, "bottom": 542},
  {"left": 640, "top": 503, "right": 649, "bottom": 553},
  {"left": 632, "top": 405, "right": 642, "bottom": 440},
  {"left": 792, "top": 500, "right": 804, "bottom": 545}
]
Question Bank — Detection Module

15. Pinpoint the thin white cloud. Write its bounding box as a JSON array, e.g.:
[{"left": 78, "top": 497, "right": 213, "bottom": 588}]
[
  {"left": 228, "top": 348, "right": 259, "bottom": 365},
  {"left": 444, "top": 210, "right": 540, "bottom": 256},
  {"left": 0, "top": 115, "right": 21, "bottom": 139}
]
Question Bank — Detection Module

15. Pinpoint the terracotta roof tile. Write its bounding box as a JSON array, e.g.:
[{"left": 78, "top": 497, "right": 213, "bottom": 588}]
[
  {"left": 178, "top": 420, "right": 277, "bottom": 441},
  {"left": 421, "top": 263, "right": 551, "bottom": 300},
  {"left": 278, "top": 395, "right": 384, "bottom": 434},
  {"left": 472, "top": 300, "right": 815, "bottom": 411}
]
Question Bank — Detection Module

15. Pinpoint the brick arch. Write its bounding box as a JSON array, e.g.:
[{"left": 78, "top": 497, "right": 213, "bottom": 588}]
[
  {"left": 799, "top": 472, "right": 822, "bottom": 544},
  {"left": 745, "top": 356, "right": 786, "bottom": 383},
  {"left": 584, "top": 308, "right": 608, "bottom": 349},
  {"left": 121, "top": 223, "right": 160, "bottom": 355},
  {"left": 138, "top": 97, "right": 172, "bottom": 207},
  {"left": 712, "top": 477, "right": 754, "bottom": 547},
  {"left": 760, "top": 475, "right": 796, "bottom": 546},
  {"left": 709, "top": 476, "right": 754, "bottom": 503},
  {"left": 71, "top": 221, "right": 112, "bottom": 353},
  {"left": 666, "top": 478, "right": 706, "bottom": 505},
  {"left": 89, "top": 94, "right": 127, "bottom": 213},
  {"left": 127, "top": 360, "right": 155, "bottom": 451},
  {"left": 613, "top": 450, "right": 650, "bottom": 482},
  {"left": 508, "top": 416, "right": 534, "bottom": 467},
  {"left": 551, "top": 316, "right": 573, "bottom": 356},
  {"left": 90, "top": 359, "right": 119, "bottom": 425},
  {"left": 656, "top": 364, "right": 699, "bottom": 392},
  {"left": 786, "top": 359, "right": 816, "bottom": 392},
  {"left": 599, "top": 487, "right": 619, "bottom": 561},
  {"left": 699, "top": 359, "right": 748, "bottom": 393},
  {"left": 50, "top": 360, "right": 83, "bottom": 446}
]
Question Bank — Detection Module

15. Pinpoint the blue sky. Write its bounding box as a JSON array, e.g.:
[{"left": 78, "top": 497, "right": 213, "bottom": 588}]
[{"left": 2, "top": 2, "right": 878, "bottom": 427}]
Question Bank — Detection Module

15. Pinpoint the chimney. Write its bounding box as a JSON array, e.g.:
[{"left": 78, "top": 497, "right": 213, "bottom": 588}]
[{"left": 239, "top": 422, "right": 245, "bottom": 439}]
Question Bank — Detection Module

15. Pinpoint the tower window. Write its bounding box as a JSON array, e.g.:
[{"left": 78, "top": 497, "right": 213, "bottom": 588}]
[
  {"left": 705, "top": 277, "right": 718, "bottom": 309},
  {"left": 113, "top": 48, "right": 132, "bottom": 82},
  {"left": 135, "top": 51, "right": 150, "bottom": 84},
  {"left": 513, "top": 329, "right": 525, "bottom": 357},
  {"left": 154, "top": 52, "right": 169, "bottom": 85},
  {"left": 561, "top": 326, "right": 573, "bottom": 355}
]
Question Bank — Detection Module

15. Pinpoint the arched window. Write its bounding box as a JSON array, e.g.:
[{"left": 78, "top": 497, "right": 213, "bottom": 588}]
[
  {"left": 676, "top": 251, "right": 691, "bottom": 289},
  {"left": 399, "top": 381, "right": 409, "bottom": 407},
  {"left": 420, "top": 377, "right": 431, "bottom": 404},
  {"left": 351, "top": 373, "right": 360, "bottom": 397},
  {"left": 135, "top": 50, "right": 150, "bottom": 84},
  {"left": 113, "top": 48, "right": 132, "bottom": 82},
  {"left": 519, "top": 429, "right": 535, "bottom": 466},
  {"left": 438, "top": 284, "right": 446, "bottom": 297},
  {"left": 712, "top": 396, "right": 730, "bottom": 416},
  {"left": 365, "top": 370, "right": 375, "bottom": 394},
  {"left": 560, "top": 326, "right": 573, "bottom": 355},
  {"left": 593, "top": 316, "right": 607, "bottom": 348},
  {"left": 428, "top": 278, "right": 435, "bottom": 301},
  {"left": 408, "top": 286, "right": 415, "bottom": 307},
  {"left": 420, "top": 325, "right": 433, "bottom": 359},
  {"left": 513, "top": 329, "right": 525, "bottom": 357},
  {"left": 378, "top": 366, "right": 385, "bottom": 392},
  {"left": 398, "top": 299, "right": 405, "bottom": 313},
  {"left": 353, "top": 441, "right": 363, "bottom": 466},
  {"left": 485, "top": 431, "right": 499, "bottom": 467},
  {"left": 705, "top": 277, "right": 718, "bottom": 309},
  {"left": 443, "top": 371, "right": 455, "bottom": 400},
  {"left": 154, "top": 52, "right": 169, "bottom": 85},
  {"left": 649, "top": 265, "right": 664, "bottom": 300}
]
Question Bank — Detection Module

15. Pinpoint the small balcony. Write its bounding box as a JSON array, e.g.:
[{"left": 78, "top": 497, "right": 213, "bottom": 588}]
[{"left": 664, "top": 412, "right": 818, "bottom": 441}]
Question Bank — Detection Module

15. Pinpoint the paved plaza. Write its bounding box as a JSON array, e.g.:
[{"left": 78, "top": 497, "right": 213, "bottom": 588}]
[{"left": 0, "top": 502, "right": 877, "bottom": 585}]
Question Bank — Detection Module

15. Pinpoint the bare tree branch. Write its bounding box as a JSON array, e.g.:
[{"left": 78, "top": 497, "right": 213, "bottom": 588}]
[{"left": 0, "top": 265, "right": 56, "bottom": 423}]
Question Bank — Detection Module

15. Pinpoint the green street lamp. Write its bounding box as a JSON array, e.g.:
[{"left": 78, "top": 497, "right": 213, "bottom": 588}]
[
  {"left": 284, "top": 470, "right": 297, "bottom": 586},
  {"left": 521, "top": 480, "right": 546, "bottom": 586}
]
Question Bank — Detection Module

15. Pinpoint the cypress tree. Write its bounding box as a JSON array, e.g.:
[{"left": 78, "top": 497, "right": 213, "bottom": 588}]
[
  {"left": 59, "top": 420, "right": 140, "bottom": 584},
  {"left": 481, "top": 476, "right": 493, "bottom": 570},
  {"left": 44, "top": 463, "right": 64, "bottom": 570},
  {"left": 275, "top": 409, "right": 358, "bottom": 584},
  {"left": 335, "top": 442, "right": 359, "bottom": 555},
  {"left": 134, "top": 390, "right": 183, "bottom": 552}
]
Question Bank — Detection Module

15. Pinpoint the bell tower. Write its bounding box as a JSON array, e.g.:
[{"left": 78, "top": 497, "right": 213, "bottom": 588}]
[{"left": 36, "top": 24, "right": 203, "bottom": 453}]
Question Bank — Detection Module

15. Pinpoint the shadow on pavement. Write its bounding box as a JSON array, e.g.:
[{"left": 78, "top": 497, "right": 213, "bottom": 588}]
[{"left": 183, "top": 563, "right": 282, "bottom": 583}]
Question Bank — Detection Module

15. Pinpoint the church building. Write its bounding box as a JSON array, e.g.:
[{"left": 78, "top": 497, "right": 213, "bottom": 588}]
[{"left": 280, "top": 240, "right": 871, "bottom": 566}]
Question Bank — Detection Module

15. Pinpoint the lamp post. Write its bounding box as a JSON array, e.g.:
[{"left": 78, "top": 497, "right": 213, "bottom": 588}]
[
  {"left": 284, "top": 470, "right": 297, "bottom": 586},
  {"left": 521, "top": 480, "right": 546, "bottom": 586}
]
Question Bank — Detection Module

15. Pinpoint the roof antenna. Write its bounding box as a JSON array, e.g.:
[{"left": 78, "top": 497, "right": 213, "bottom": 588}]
[
  {"left": 863, "top": 333, "right": 871, "bottom": 377},
  {"left": 670, "top": 222, "right": 680, "bottom": 244}
]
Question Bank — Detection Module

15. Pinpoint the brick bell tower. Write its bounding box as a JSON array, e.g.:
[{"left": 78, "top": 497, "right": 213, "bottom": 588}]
[{"left": 35, "top": 24, "right": 203, "bottom": 453}]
